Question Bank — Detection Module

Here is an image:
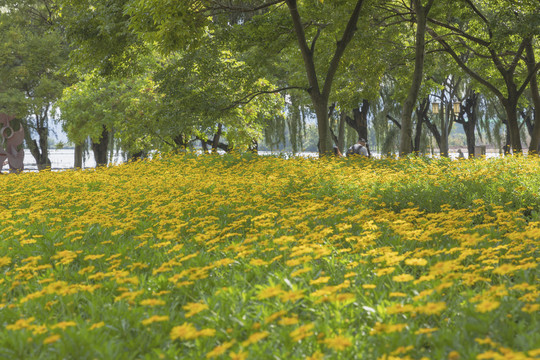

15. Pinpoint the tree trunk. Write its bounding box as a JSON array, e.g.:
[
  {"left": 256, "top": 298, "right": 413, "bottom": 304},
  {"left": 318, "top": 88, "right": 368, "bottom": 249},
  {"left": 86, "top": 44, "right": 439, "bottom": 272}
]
[
  {"left": 440, "top": 105, "right": 450, "bottom": 158},
  {"left": 212, "top": 123, "right": 223, "bottom": 153},
  {"left": 503, "top": 98, "right": 522, "bottom": 154},
  {"left": 22, "top": 120, "right": 51, "bottom": 170},
  {"left": 399, "top": 0, "right": 433, "bottom": 155},
  {"left": 345, "top": 100, "right": 370, "bottom": 141},
  {"left": 74, "top": 143, "right": 83, "bottom": 168},
  {"left": 457, "top": 90, "right": 478, "bottom": 158},
  {"left": 525, "top": 41, "right": 540, "bottom": 154},
  {"left": 424, "top": 117, "right": 442, "bottom": 151},
  {"left": 91, "top": 125, "right": 109, "bottom": 167},
  {"left": 201, "top": 139, "right": 209, "bottom": 153},
  {"left": 414, "top": 98, "right": 429, "bottom": 153},
  {"left": 338, "top": 112, "right": 346, "bottom": 154},
  {"left": 285, "top": 0, "right": 365, "bottom": 156}
]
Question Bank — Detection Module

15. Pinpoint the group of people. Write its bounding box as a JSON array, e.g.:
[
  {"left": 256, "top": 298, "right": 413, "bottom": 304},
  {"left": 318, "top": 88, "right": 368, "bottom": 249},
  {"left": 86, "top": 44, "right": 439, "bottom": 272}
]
[{"left": 333, "top": 138, "right": 370, "bottom": 158}]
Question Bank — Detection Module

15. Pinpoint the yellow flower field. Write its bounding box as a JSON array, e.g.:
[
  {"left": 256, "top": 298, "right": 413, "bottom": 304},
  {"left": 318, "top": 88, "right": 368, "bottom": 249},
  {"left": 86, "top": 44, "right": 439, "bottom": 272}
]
[{"left": 0, "top": 153, "right": 539, "bottom": 359}]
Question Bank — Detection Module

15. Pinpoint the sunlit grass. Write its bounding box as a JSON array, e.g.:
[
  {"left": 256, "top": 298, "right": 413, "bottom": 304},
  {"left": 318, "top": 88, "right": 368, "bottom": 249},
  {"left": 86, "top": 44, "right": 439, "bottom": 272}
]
[{"left": 0, "top": 153, "right": 539, "bottom": 359}]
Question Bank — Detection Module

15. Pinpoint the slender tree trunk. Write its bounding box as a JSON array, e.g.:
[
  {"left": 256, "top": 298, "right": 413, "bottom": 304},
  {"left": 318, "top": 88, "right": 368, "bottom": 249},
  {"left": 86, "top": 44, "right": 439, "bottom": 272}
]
[
  {"left": 439, "top": 105, "right": 450, "bottom": 158},
  {"left": 22, "top": 119, "right": 51, "bottom": 170},
  {"left": 458, "top": 90, "right": 478, "bottom": 158},
  {"left": 503, "top": 97, "right": 522, "bottom": 154},
  {"left": 424, "top": 117, "right": 442, "bottom": 151},
  {"left": 212, "top": 123, "right": 223, "bottom": 153},
  {"left": 315, "top": 101, "right": 333, "bottom": 155},
  {"left": 400, "top": 0, "right": 433, "bottom": 155},
  {"left": 74, "top": 143, "right": 83, "bottom": 168},
  {"left": 91, "top": 125, "right": 109, "bottom": 167},
  {"left": 414, "top": 98, "right": 428, "bottom": 153},
  {"left": 525, "top": 41, "right": 540, "bottom": 154},
  {"left": 285, "top": 0, "right": 365, "bottom": 156},
  {"left": 201, "top": 139, "right": 209, "bottom": 153},
  {"left": 338, "top": 112, "right": 346, "bottom": 154},
  {"left": 346, "top": 101, "right": 370, "bottom": 142}
]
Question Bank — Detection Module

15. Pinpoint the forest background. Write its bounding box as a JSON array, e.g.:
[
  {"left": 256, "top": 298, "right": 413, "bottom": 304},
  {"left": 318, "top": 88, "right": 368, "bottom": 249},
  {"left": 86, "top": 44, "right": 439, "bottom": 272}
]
[{"left": 0, "top": 0, "right": 539, "bottom": 169}]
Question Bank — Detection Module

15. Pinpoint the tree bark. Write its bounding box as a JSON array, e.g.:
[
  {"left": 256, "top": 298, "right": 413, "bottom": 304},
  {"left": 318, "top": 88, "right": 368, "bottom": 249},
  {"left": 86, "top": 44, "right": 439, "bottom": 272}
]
[
  {"left": 345, "top": 100, "right": 370, "bottom": 141},
  {"left": 212, "top": 123, "right": 223, "bottom": 153},
  {"left": 74, "top": 143, "right": 83, "bottom": 168},
  {"left": 413, "top": 98, "right": 429, "bottom": 153},
  {"left": 439, "top": 104, "right": 450, "bottom": 158},
  {"left": 456, "top": 90, "right": 478, "bottom": 158},
  {"left": 503, "top": 95, "right": 522, "bottom": 154},
  {"left": 91, "top": 125, "right": 109, "bottom": 167},
  {"left": 285, "top": 0, "right": 365, "bottom": 156},
  {"left": 338, "top": 112, "right": 346, "bottom": 154},
  {"left": 399, "top": 0, "right": 434, "bottom": 156},
  {"left": 22, "top": 119, "right": 51, "bottom": 170},
  {"left": 424, "top": 117, "right": 442, "bottom": 151},
  {"left": 525, "top": 40, "right": 540, "bottom": 154}
]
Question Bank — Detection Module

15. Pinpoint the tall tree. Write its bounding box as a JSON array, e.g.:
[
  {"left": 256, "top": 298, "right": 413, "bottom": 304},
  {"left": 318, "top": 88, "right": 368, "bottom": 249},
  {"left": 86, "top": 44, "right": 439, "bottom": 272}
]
[
  {"left": 426, "top": 0, "right": 540, "bottom": 154},
  {"left": 399, "top": 0, "right": 436, "bottom": 155},
  {"left": 0, "top": 1, "right": 68, "bottom": 169}
]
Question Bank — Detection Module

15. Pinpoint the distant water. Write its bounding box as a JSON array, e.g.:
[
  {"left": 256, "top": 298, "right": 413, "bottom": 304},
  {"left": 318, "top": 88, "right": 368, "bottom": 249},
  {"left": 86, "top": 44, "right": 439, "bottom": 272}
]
[
  {"left": 12, "top": 148, "right": 506, "bottom": 172},
  {"left": 20, "top": 149, "right": 126, "bottom": 171}
]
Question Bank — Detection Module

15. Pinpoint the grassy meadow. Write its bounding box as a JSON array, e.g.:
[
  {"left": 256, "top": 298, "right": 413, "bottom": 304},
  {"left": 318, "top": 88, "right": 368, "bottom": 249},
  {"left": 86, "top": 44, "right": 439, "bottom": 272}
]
[{"left": 0, "top": 153, "right": 539, "bottom": 360}]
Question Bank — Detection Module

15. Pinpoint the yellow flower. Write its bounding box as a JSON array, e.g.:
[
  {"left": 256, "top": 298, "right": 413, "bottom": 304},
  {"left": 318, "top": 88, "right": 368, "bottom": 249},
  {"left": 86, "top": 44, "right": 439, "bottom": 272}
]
[
  {"left": 309, "top": 276, "right": 330, "bottom": 285},
  {"left": 170, "top": 323, "right": 215, "bottom": 341},
  {"left": 306, "top": 351, "right": 325, "bottom": 360},
  {"left": 140, "top": 298, "right": 166, "bottom": 307},
  {"left": 404, "top": 258, "right": 428, "bottom": 266},
  {"left": 475, "top": 300, "right": 500, "bottom": 313},
  {"left": 89, "top": 322, "right": 105, "bottom": 330},
  {"left": 376, "top": 267, "right": 396, "bottom": 276},
  {"left": 414, "top": 327, "right": 438, "bottom": 335},
  {"left": 278, "top": 316, "right": 299, "bottom": 326},
  {"left": 290, "top": 323, "right": 315, "bottom": 341},
  {"left": 291, "top": 267, "right": 312, "bottom": 277},
  {"left": 206, "top": 340, "right": 235, "bottom": 358},
  {"left": 241, "top": 331, "right": 269, "bottom": 347},
  {"left": 320, "top": 335, "right": 352, "bottom": 350},
  {"left": 265, "top": 310, "right": 287, "bottom": 324},
  {"left": 389, "top": 292, "right": 407, "bottom": 298},
  {"left": 229, "top": 351, "right": 248, "bottom": 360},
  {"left": 43, "top": 334, "right": 61, "bottom": 345},
  {"left": 257, "top": 285, "right": 283, "bottom": 300},
  {"left": 51, "top": 321, "right": 77, "bottom": 330},
  {"left": 141, "top": 316, "right": 169, "bottom": 325},
  {"left": 183, "top": 302, "right": 209, "bottom": 317},
  {"left": 280, "top": 290, "right": 305, "bottom": 302},
  {"left": 6, "top": 318, "right": 36, "bottom": 331},
  {"left": 0, "top": 256, "right": 12, "bottom": 267},
  {"left": 370, "top": 322, "right": 407, "bottom": 335},
  {"left": 521, "top": 303, "right": 540, "bottom": 313},
  {"left": 249, "top": 258, "right": 269, "bottom": 266},
  {"left": 416, "top": 302, "right": 447, "bottom": 315}
]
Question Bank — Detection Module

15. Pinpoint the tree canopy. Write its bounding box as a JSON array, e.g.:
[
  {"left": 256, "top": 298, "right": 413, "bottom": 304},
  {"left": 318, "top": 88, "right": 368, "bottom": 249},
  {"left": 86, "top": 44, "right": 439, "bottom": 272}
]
[{"left": 0, "top": 0, "right": 539, "bottom": 162}]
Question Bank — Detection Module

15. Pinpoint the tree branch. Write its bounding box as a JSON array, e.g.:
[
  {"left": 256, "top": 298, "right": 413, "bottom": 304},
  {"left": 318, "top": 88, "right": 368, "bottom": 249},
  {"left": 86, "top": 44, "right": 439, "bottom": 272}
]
[
  {"left": 426, "top": 27, "right": 504, "bottom": 100},
  {"left": 286, "top": 0, "right": 320, "bottom": 95},
  {"left": 517, "top": 61, "right": 540, "bottom": 98},
  {"left": 509, "top": 37, "right": 528, "bottom": 74},
  {"left": 208, "top": 0, "right": 285, "bottom": 13},
  {"left": 223, "top": 86, "right": 307, "bottom": 110},
  {"left": 387, "top": 114, "right": 401, "bottom": 129},
  {"left": 426, "top": 17, "right": 490, "bottom": 47},
  {"left": 322, "top": 0, "right": 365, "bottom": 99}
]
